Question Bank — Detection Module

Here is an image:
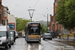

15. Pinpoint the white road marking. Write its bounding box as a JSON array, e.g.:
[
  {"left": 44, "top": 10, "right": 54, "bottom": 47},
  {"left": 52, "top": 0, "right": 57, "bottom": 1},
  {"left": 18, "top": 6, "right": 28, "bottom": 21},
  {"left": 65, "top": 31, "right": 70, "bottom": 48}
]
[
  {"left": 39, "top": 44, "right": 44, "bottom": 50},
  {"left": 28, "top": 44, "right": 31, "bottom": 50}
]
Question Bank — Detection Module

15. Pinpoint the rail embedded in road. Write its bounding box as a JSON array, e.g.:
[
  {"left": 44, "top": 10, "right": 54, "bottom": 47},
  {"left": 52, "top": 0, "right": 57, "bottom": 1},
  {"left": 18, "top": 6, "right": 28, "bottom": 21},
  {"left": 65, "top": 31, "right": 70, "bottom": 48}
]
[{"left": 27, "top": 43, "right": 43, "bottom": 50}]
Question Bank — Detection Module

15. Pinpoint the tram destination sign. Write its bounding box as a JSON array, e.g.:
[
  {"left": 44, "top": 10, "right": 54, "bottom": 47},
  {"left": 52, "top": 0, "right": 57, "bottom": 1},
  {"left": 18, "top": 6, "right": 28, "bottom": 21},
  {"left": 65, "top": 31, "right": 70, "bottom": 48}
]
[{"left": 30, "top": 24, "right": 39, "bottom": 26}]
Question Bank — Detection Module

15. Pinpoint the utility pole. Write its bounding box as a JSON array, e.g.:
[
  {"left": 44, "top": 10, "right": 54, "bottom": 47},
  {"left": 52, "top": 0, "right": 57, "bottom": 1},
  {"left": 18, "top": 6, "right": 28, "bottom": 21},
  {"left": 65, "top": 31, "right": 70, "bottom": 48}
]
[
  {"left": 47, "top": 14, "right": 48, "bottom": 32},
  {"left": 28, "top": 9, "right": 35, "bottom": 22},
  {"left": 42, "top": 14, "right": 49, "bottom": 32}
]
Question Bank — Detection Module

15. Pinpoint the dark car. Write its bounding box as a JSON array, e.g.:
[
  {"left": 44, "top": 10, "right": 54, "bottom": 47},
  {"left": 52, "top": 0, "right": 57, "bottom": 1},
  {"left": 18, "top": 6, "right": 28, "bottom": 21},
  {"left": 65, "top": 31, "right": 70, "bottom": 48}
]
[
  {"left": 43, "top": 33, "right": 52, "bottom": 40},
  {"left": 51, "top": 32, "right": 54, "bottom": 38}
]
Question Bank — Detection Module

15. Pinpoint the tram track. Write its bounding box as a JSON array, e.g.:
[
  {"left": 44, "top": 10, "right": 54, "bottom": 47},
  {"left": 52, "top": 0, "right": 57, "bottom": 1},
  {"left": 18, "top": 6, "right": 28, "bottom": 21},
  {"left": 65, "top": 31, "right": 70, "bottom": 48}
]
[{"left": 27, "top": 43, "right": 43, "bottom": 50}]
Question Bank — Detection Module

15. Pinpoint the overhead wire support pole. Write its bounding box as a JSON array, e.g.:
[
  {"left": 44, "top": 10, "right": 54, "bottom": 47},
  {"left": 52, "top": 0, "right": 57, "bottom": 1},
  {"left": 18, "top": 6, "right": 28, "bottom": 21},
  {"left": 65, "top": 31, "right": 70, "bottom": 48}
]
[
  {"left": 47, "top": 14, "right": 48, "bottom": 32},
  {"left": 42, "top": 14, "right": 48, "bottom": 32},
  {"left": 28, "top": 9, "right": 35, "bottom": 22}
]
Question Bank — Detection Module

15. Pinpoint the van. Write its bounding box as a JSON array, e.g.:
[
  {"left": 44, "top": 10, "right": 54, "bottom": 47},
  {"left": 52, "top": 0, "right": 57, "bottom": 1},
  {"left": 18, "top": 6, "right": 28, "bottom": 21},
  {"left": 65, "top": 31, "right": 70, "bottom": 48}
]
[
  {"left": 10, "top": 30, "right": 16, "bottom": 44},
  {"left": 0, "top": 26, "right": 11, "bottom": 49}
]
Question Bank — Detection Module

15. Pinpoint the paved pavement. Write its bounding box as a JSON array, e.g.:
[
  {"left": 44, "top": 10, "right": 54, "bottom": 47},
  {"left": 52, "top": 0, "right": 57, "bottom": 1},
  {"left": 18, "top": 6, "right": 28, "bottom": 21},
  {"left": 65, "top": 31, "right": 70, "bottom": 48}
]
[
  {"left": 53, "top": 37, "right": 75, "bottom": 48},
  {"left": 57, "top": 37, "right": 74, "bottom": 41}
]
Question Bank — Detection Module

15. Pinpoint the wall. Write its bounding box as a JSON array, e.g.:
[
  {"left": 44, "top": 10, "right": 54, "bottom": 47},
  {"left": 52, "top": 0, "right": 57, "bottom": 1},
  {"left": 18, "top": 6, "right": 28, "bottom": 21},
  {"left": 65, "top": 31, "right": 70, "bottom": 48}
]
[
  {"left": 49, "top": 0, "right": 63, "bottom": 34},
  {"left": 8, "top": 14, "right": 16, "bottom": 30}
]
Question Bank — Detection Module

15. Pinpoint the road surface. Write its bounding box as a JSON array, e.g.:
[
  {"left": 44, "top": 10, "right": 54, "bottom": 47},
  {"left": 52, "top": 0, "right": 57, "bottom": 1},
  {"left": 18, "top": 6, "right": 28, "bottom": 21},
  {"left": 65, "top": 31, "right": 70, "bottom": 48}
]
[{"left": 0, "top": 38, "right": 74, "bottom": 50}]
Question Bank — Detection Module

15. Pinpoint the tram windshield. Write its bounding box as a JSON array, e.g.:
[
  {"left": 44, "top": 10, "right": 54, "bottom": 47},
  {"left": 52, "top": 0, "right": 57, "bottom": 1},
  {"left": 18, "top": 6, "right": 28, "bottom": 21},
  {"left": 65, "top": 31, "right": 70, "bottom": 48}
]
[{"left": 29, "top": 26, "right": 40, "bottom": 35}]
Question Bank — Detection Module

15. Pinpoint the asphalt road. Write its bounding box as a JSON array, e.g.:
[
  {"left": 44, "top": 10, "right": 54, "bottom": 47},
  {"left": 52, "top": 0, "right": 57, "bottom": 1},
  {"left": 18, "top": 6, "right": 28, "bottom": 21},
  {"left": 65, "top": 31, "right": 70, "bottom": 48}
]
[{"left": 0, "top": 38, "right": 74, "bottom": 50}]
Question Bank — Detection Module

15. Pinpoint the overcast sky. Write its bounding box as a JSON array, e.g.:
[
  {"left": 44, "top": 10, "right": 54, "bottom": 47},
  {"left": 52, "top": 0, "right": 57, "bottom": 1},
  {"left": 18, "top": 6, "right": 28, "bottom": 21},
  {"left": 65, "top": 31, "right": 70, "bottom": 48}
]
[{"left": 2, "top": 0, "right": 54, "bottom": 21}]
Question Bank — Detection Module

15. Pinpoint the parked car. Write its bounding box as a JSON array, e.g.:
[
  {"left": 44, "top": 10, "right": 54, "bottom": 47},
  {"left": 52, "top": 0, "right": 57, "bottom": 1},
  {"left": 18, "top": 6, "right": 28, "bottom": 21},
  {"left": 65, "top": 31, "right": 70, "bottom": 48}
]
[
  {"left": 41, "top": 35, "right": 43, "bottom": 38},
  {"left": 0, "top": 26, "right": 11, "bottom": 49},
  {"left": 15, "top": 31, "right": 18, "bottom": 38},
  {"left": 18, "top": 32, "right": 22, "bottom": 37},
  {"left": 10, "top": 32, "right": 15, "bottom": 45},
  {"left": 49, "top": 31, "right": 54, "bottom": 38},
  {"left": 10, "top": 30, "right": 16, "bottom": 42},
  {"left": 22, "top": 33, "right": 25, "bottom": 38},
  {"left": 43, "top": 33, "right": 52, "bottom": 40}
]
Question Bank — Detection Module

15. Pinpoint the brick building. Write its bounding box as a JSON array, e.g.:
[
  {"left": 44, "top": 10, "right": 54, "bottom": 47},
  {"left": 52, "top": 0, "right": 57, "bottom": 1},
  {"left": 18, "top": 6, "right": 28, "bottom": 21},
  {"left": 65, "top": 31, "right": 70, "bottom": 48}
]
[
  {"left": 49, "top": 0, "right": 63, "bottom": 35},
  {"left": 0, "top": 0, "right": 3, "bottom": 24},
  {"left": 3, "top": 7, "right": 9, "bottom": 25},
  {"left": 0, "top": 0, "right": 9, "bottom": 25}
]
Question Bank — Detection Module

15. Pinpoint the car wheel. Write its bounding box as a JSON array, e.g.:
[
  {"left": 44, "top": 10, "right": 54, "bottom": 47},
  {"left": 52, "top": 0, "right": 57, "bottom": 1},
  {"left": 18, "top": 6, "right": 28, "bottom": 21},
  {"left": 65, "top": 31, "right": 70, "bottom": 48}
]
[
  {"left": 43, "top": 38, "right": 45, "bottom": 40},
  {"left": 9, "top": 44, "right": 11, "bottom": 48},
  {"left": 50, "top": 38, "right": 52, "bottom": 40},
  {"left": 5, "top": 43, "right": 9, "bottom": 49},
  {"left": 11, "top": 42, "right": 14, "bottom": 45}
]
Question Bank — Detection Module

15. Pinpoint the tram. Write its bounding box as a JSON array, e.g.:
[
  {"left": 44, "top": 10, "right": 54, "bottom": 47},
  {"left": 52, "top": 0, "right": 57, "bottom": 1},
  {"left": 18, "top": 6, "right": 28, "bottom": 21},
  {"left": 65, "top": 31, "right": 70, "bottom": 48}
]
[{"left": 25, "top": 22, "right": 41, "bottom": 43}]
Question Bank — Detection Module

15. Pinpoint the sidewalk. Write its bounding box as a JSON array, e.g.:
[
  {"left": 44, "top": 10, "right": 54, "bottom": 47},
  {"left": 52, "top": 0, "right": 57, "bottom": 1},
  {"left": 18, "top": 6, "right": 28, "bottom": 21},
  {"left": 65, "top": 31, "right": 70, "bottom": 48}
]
[
  {"left": 53, "top": 37, "right": 75, "bottom": 47},
  {"left": 57, "top": 37, "right": 75, "bottom": 41}
]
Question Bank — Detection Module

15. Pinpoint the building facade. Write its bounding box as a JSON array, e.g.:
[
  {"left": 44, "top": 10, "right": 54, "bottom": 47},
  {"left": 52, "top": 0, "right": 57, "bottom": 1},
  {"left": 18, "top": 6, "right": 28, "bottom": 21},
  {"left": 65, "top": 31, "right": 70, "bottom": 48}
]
[
  {"left": 8, "top": 14, "right": 16, "bottom": 31},
  {"left": 0, "top": 0, "right": 9, "bottom": 25},
  {"left": 0, "top": 0, "right": 3, "bottom": 25},
  {"left": 3, "top": 7, "right": 9, "bottom": 25},
  {"left": 49, "top": 0, "right": 63, "bottom": 35}
]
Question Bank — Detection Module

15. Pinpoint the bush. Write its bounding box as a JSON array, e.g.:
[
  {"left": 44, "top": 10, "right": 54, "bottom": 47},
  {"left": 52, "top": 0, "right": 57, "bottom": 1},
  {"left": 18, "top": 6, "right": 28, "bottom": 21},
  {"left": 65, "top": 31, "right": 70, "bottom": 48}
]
[{"left": 72, "top": 32, "right": 75, "bottom": 34}]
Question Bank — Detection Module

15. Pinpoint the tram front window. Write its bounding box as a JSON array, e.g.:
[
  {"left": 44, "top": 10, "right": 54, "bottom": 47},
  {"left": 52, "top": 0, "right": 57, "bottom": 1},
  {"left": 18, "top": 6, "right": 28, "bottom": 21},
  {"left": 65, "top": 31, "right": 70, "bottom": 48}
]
[{"left": 30, "top": 27, "right": 40, "bottom": 35}]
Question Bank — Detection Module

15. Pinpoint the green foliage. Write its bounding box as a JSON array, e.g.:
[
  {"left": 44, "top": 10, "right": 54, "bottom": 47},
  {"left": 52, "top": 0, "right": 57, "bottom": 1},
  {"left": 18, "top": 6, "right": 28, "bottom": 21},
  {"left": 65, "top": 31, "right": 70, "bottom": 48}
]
[
  {"left": 41, "top": 23, "right": 47, "bottom": 34},
  {"left": 16, "top": 17, "right": 30, "bottom": 31},
  {"left": 73, "top": 32, "right": 75, "bottom": 34},
  {"left": 55, "top": 0, "right": 75, "bottom": 30}
]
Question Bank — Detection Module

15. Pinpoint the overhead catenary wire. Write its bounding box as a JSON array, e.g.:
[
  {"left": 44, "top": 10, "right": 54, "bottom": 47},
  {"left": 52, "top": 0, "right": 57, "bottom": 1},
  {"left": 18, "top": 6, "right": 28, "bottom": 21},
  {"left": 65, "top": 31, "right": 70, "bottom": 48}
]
[{"left": 33, "top": 0, "right": 39, "bottom": 8}]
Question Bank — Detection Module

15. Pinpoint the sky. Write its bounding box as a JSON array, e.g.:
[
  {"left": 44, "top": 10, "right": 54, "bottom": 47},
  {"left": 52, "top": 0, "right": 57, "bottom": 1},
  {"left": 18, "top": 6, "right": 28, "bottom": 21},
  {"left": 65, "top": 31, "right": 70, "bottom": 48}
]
[{"left": 2, "top": 0, "right": 54, "bottom": 21}]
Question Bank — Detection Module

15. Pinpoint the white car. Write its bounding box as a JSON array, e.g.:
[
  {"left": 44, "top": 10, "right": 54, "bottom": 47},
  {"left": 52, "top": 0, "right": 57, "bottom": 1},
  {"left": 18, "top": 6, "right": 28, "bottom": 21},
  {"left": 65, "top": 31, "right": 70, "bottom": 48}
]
[
  {"left": 15, "top": 32, "right": 18, "bottom": 38},
  {"left": 22, "top": 33, "right": 25, "bottom": 38},
  {"left": 10, "top": 32, "right": 15, "bottom": 45}
]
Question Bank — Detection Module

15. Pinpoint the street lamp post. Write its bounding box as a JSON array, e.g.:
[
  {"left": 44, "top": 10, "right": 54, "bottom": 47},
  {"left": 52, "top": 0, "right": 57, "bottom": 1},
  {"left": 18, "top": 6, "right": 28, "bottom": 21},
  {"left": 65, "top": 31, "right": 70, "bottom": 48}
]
[
  {"left": 47, "top": 14, "right": 48, "bottom": 31},
  {"left": 28, "top": 9, "right": 35, "bottom": 22}
]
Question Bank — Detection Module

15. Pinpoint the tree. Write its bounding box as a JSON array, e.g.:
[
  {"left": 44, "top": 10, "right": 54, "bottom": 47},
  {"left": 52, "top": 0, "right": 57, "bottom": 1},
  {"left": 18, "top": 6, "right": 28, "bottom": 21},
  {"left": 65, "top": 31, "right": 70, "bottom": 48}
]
[
  {"left": 41, "top": 23, "right": 47, "bottom": 34},
  {"left": 16, "top": 17, "right": 30, "bottom": 31},
  {"left": 55, "top": 0, "right": 75, "bottom": 30}
]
